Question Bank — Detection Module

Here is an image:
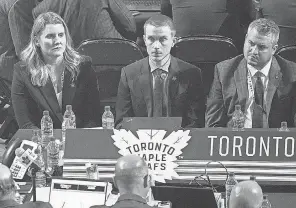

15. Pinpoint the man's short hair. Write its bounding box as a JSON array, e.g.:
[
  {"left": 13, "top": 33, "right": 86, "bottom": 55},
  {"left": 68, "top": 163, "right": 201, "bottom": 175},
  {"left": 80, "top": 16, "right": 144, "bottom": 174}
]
[
  {"left": 247, "top": 18, "right": 280, "bottom": 46},
  {"left": 144, "top": 14, "right": 176, "bottom": 35}
]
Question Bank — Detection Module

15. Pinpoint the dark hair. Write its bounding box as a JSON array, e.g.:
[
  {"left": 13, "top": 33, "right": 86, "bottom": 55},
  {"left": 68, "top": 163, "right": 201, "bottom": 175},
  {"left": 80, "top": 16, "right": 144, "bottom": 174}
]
[{"left": 144, "top": 14, "right": 175, "bottom": 35}]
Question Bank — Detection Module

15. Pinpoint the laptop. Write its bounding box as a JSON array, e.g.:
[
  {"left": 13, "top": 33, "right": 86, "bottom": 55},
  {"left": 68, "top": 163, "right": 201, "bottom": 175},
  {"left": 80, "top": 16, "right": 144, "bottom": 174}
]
[
  {"left": 122, "top": 117, "right": 182, "bottom": 131},
  {"left": 151, "top": 186, "right": 218, "bottom": 208}
]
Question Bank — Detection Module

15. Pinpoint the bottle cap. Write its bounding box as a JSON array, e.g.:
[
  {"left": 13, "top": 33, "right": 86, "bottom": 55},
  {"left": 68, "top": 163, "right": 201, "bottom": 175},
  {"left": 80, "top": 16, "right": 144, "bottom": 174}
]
[
  {"left": 66, "top": 105, "right": 72, "bottom": 111},
  {"left": 43, "top": 110, "right": 49, "bottom": 116},
  {"left": 105, "top": 106, "right": 110, "bottom": 111},
  {"left": 85, "top": 162, "right": 92, "bottom": 168},
  {"left": 55, "top": 139, "right": 61, "bottom": 145},
  {"left": 235, "top": 105, "right": 241, "bottom": 110},
  {"left": 229, "top": 172, "right": 235, "bottom": 176},
  {"left": 250, "top": 175, "right": 256, "bottom": 181}
]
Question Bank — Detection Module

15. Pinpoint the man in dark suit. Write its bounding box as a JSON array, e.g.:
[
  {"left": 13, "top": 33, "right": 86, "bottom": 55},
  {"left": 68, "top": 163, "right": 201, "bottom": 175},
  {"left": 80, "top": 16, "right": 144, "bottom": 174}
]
[
  {"left": 249, "top": 0, "right": 296, "bottom": 47},
  {"left": 0, "top": 164, "right": 53, "bottom": 208},
  {"left": 206, "top": 18, "right": 296, "bottom": 128},
  {"left": 8, "top": 0, "right": 41, "bottom": 58},
  {"left": 160, "top": 0, "right": 249, "bottom": 51},
  {"left": 115, "top": 14, "right": 205, "bottom": 128},
  {"left": 91, "top": 155, "right": 155, "bottom": 208},
  {"left": 0, "top": 0, "right": 19, "bottom": 83}
]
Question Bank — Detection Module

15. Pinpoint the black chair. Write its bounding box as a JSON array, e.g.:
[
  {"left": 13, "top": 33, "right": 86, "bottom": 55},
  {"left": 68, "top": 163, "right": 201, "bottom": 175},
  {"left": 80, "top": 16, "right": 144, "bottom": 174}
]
[
  {"left": 77, "top": 38, "right": 144, "bottom": 116},
  {"left": 0, "top": 78, "right": 18, "bottom": 144},
  {"left": 1, "top": 137, "right": 24, "bottom": 167},
  {"left": 276, "top": 45, "right": 296, "bottom": 63},
  {"left": 172, "top": 35, "right": 238, "bottom": 95}
]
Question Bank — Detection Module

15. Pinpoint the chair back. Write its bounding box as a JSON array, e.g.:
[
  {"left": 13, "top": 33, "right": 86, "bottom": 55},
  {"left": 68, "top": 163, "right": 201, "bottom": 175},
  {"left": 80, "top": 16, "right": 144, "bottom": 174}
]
[
  {"left": 276, "top": 45, "right": 296, "bottom": 63},
  {"left": 1, "top": 137, "right": 23, "bottom": 167},
  {"left": 172, "top": 35, "right": 238, "bottom": 95},
  {"left": 77, "top": 38, "right": 144, "bottom": 115},
  {"left": 0, "top": 79, "right": 18, "bottom": 141}
]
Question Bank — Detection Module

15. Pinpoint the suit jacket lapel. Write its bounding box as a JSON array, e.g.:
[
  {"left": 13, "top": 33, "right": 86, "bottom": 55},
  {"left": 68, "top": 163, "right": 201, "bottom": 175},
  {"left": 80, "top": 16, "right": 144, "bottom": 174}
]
[
  {"left": 62, "top": 69, "right": 76, "bottom": 113},
  {"left": 168, "top": 57, "right": 179, "bottom": 109},
  {"left": 265, "top": 57, "right": 282, "bottom": 117},
  {"left": 234, "top": 59, "right": 248, "bottom": 111},
  {"left": 38, "top": 76, "right": 63, "bottom": 122},
  {"left": 139, "top": 58, "right": 152, "bottom": 116}
]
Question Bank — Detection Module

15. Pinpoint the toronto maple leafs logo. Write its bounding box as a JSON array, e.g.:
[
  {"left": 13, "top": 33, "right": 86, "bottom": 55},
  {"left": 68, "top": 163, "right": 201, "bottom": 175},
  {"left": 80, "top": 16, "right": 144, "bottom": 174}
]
[{"left": 112, "top": 129, "right": 191, "bottom": 182}]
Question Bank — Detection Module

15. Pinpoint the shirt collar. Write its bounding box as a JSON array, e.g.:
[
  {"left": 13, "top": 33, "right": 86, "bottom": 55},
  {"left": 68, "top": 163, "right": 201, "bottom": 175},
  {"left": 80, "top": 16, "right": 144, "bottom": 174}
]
[
  {"left": 117, "top": 193, "right": 147, "bottom": 203},
  {"left": 149, "top": 54, "right": 171, "bottom": 73},
  {"left": 248, "top": 58, "right": 272, "bottom": 78}
]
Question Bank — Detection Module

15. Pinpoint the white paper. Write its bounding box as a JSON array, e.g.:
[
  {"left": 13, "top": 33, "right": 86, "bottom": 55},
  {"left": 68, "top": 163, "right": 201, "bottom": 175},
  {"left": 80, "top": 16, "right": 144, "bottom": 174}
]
[{"left": 49, "top": 179, "right": 110, "bottom": 208}]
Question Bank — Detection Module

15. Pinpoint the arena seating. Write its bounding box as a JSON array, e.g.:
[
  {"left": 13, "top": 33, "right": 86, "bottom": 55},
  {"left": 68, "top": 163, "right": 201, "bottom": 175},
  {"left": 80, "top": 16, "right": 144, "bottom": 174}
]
[
  {"left": 172, "top": 35, "right": 238, "bottom": 95},
  {"left": 77, "top": 38, "right": 144, "bottom": 116}
]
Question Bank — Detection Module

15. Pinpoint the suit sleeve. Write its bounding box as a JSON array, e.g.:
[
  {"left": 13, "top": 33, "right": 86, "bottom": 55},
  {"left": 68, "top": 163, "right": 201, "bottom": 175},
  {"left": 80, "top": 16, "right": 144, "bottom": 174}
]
[
  {"left": 184, "top": 68, "right": 205, "bottom": 128},
  {"left": 205, "top": 64, "right": 227, "bottom": 127},
  {"left": 108, "top": 0, "right": 137, "bottom": 41},
  {"left": 115, "top": 67, "right": 134, "bottom": 128},
  {"left": 8, "top": 0, "right": 35, "bottom": 57},
  {"left": 11, "top": 65, "right": 38, "bottom": 129},
  {"left": 83, "top": 63, "right": 102, "bottom": 128},
  {"left": 160, "top": 0, "right": 173, "bottom": 19}
]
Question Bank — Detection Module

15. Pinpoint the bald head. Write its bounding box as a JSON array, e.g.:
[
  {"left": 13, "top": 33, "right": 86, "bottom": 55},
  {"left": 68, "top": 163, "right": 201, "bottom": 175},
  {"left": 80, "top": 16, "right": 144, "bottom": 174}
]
[
  {"left": 0, "top": 164, "right": 16, "bottom": 200},
  {"left": 229, "top": 181, "right": 263, "bottom": 208},
  {"left": 114, "top": 155, "right": 150, "bottom": 197},
  {"left": 115, "top": 155, "right": 148, "bottom": 177}
]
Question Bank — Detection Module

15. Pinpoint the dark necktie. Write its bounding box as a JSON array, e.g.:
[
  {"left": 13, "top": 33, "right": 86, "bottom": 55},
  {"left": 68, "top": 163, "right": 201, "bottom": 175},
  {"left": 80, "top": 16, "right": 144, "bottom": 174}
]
[
  {"left": 252, "top": 71, "right": 264, "bottom": 128},
  {"left": 153, "top": 68, "right": 167, "bottom": 117}
]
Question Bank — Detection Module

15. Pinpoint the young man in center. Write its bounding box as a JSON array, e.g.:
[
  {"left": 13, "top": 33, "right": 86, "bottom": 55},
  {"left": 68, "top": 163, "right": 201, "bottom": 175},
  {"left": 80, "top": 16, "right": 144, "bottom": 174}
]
[{"left": 115, "top": 14, "right": 205, "bottom": 128}]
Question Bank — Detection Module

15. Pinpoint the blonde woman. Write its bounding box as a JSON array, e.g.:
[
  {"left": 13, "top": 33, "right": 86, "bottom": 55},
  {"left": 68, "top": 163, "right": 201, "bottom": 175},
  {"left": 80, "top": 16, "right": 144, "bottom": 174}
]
[{"left": 11, "top": 12, "right": 101, "bottom": 129}]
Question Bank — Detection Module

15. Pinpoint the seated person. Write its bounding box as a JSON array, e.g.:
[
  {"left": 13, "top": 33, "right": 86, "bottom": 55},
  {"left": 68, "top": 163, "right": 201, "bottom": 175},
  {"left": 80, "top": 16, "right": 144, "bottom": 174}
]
[
  {"left": 0, "top": 0, "right": 19, "bottom": 83},
  {"left": 160, "top": 0, "right": 249, "bottom": 51},
  {"left": 11, "top": 12, "right": 101, "bottom": 129},
  {"left": 115, "top": 14, "right": 205, "bottom": 128},
  {"left": 249, "top": 0, "right": 296, "bottom": 47},
  {"left": 229, "top": 180, "right": 263, "bottom": 208},
  {"left": 206, "top": 18, "right": 296, "bottom": 128},
  {"left": 9, "top": 0, "right": 137, "bottom": 55},
  {"left": 91, "top": 155, "right": 155, "bottom": 208},
  {"left": 0, "top": 164, "right": 53, "bottom": 208}
]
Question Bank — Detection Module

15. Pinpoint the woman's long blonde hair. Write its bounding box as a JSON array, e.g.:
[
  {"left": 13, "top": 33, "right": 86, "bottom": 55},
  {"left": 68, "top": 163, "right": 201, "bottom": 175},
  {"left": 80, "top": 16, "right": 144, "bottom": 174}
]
[{"left": 20, "top": 12, "right": 84, "bottom": 86}]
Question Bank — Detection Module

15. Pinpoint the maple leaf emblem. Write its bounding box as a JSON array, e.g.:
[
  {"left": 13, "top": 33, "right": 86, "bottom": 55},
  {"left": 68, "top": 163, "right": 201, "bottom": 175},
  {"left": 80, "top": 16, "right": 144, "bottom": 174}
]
[{"left": 112, "top": 129, "right": 191, "bottom": 182}]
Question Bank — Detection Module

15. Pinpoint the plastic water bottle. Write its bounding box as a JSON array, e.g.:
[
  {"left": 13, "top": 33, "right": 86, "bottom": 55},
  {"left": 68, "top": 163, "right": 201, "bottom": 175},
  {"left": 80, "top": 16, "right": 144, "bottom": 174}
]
[
  {"left": 41, "top": 110, "right": 53, "bottom": 148},
  {"left": 31, "top": 129, "right": 41, "bottom": 144},
  {"left": 261, "top": 194, "right": 272, "bottom": 208},
  {"left": 225, "top": 172, "right": 238, "bottom": 208},
  {"left": 232, "top": 105, "right": 245, "bottom": 131},
  {"left": 218, "top": 192, "right": 226, "bottom": 208},
  {"left": 46, "top": 137, "right": 60, "bottom": 174},
  {"left": 102, "top": 106, "right": 114, "bottom": 129},
  {"left": 62, "top": 105, "right": 76, "bottom": 149},
  {"left": 278, "top": 121, "right": 289, "bottom": 132},
  {"left": 34, "top": 148, "right": 46, "bottom": 187}
]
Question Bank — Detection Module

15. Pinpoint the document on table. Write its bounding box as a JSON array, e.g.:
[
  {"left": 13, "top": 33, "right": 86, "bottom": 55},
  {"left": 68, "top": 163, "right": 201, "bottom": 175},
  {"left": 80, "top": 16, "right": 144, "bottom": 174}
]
[{"left": 49, "top": 178, "right": 111, "bottom": 208}]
